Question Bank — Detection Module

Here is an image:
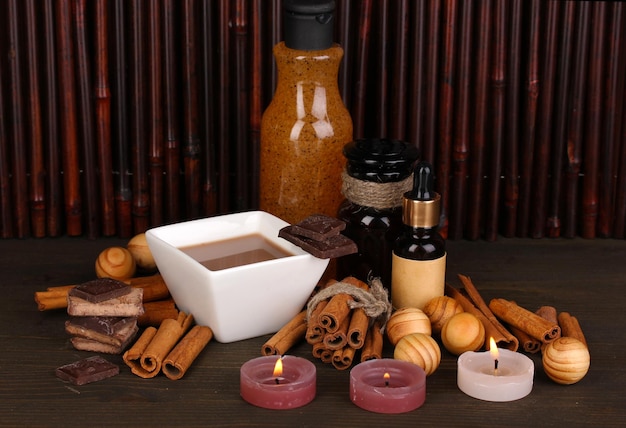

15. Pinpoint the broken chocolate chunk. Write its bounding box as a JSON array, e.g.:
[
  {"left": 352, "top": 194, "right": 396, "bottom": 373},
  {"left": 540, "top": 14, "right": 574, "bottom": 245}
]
[
  {"left": 68, "top": 278, "right": 131, "bottom": 303},
  {"left": 55, "top": 356, "right": 119, "bottom": 386},
  {"left": 279, "top": 226, "right": 358, "bottom": 259},
  {"left": 290, "top": 214, "right": 346, "bottom": 241}
]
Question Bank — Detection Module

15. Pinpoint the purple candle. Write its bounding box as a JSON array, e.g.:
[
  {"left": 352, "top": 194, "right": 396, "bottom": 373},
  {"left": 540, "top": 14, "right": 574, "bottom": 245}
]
[
  {"left": 350, "top": 359, "right": 426, "bottom": 413},
  {"left": 240, "top": 355, "right": 316, "bottom": 409}
]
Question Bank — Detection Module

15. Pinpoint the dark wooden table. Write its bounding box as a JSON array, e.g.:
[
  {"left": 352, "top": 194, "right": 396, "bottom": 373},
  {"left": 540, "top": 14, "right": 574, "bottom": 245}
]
[{"left": 1, "top": 236, "right": 625, "bottom": 427}]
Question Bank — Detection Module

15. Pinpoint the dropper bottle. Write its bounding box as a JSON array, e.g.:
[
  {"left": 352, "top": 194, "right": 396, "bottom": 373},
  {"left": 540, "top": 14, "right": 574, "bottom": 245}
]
[{"left": 391, "top": 161, "right": 446, "bottom": 310}]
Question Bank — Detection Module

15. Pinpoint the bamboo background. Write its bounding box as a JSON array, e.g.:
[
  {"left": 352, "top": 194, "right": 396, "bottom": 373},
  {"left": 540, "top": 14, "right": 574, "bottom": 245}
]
[{"left": 0, "top": 0, "right": 625, "bottom": 241}]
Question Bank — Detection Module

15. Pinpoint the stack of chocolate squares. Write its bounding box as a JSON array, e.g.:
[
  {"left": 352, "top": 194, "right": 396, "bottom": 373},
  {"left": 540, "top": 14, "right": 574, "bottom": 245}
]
[{"left": 65, "top": 278, "right": 144, "bottom": 354}]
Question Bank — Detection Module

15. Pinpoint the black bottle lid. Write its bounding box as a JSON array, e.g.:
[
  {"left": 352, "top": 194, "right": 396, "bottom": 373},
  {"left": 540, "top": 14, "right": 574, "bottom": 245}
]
[
  {"left": 284, "top": 0, "right": 335, "bottom": 51},
  {"left": 402, "top": 161, "right": 441, "bottom": 228},
  {"left": 343, "top": 138, "right": 419, "bottom": 183}
]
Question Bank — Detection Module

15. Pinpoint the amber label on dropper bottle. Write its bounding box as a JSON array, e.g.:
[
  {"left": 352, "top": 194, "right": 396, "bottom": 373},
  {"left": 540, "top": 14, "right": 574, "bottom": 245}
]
[{"left": 391, "top": 253, "right": 447, "bottom": 310}]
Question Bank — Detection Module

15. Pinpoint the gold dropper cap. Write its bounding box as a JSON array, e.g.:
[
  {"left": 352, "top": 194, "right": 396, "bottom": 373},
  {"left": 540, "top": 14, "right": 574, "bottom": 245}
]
[{"left": 402, "top": 161, "right": 441, "bottom": 228}]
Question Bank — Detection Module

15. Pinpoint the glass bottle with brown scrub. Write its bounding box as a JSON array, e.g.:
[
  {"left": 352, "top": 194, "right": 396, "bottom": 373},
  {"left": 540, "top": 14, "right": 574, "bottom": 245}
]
[
  {"left": 337, "top": 138, "right": 419, "bottom": 289},
  {"left": 391, "top": 161, "right": 446, "bottom": 310},
  {"left": 259, "top": 0, "right": 353, "bottom": 225}
]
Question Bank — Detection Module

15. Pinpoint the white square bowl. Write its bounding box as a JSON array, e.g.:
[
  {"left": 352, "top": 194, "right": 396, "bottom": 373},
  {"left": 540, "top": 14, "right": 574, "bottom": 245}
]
[{"left": 145, "top": 211, "right": 329, "bottom": 343}]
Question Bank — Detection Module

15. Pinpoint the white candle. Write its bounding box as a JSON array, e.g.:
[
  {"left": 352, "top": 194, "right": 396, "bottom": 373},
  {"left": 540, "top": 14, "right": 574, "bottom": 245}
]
[{"left": 457, "top": 339, "right": 534, "bottom": 402}]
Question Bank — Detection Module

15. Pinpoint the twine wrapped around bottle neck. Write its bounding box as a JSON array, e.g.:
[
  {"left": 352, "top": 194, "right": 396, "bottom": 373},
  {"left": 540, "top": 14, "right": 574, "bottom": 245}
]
[{"left": 341, "top": 169, "right": 413, "bottom": 210}]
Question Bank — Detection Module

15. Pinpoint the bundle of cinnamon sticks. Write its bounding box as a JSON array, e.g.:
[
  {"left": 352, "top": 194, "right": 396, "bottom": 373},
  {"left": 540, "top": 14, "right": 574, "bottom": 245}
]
[{"left": 262, "top": 276, "right": 391, "bottom": 370}]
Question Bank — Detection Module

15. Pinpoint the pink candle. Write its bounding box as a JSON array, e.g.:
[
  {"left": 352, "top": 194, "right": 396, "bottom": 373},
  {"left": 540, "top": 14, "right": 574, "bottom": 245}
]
[
  {"left": 350, "top": 359, "right": 426, "bottom": 413},
  {"left": 240, "top": 355, "right": 316, "bottom": 409}
]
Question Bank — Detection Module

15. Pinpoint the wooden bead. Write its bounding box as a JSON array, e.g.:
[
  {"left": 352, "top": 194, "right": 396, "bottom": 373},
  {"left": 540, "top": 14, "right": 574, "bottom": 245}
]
[
  {"left": 386, "top": 307, "right": 432, "bottom": 346},
  {"left": 394, "top": 333, "right": 441, "bottom": 376},
  {"left": 95, "top": 247, "right": 136, "bottom": 280},
  {"left": 441, "top": 312, "right": 485, "bottom": 356},
  {"left": 127, "top": 233, "right": 157, "bottom": 272},
  {"left": 423, "top": 295, "right": 464, "bottom": 334},
  {"left": 542, "top": 337, "right": 590, "bottom": 385}
]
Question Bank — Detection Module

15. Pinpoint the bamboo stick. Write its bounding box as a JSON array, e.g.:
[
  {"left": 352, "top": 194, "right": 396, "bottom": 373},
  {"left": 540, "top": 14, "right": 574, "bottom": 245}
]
[
  {"left": 564, "top": 3, "right": 591, "bottom": 238},
  {"left": 217, "top": 0, "right": 231, "bottom": 212},
  {"left": 601, "top": 3, "right": 625, "bottom": 238},
  {"left": 375, "top": 0, "right": 390, "bottom": 137},
  {"left": 162, "top": 0, "right": 181, "bottom": 224},
  {"left": 351, "top": 0, "right": 373, "bottom": 140},
  {"left": 485, "top": 0, "right": 508, "bottom": 242},
  {"left": 466, "top": 0, "right": 492, "bottom": 240},
  {"left": 233, "top": 0, "right": 250, "bottom": 211},
  {"left": 249, "top": 0, "right": 263, "bottom": 209},
  {"left": 94, "top": 0, "right": 115, "bottom": 236},
  {"left": 42, "top": 0, "right": 62, "bottom": 237},
  {"left": 437, "top": 0, "right": 459, "bottom": 240},
  {"left": 547, "top": 1, "right": 576, "bottom": 238},
  {"left": 0, "top": 65, "right": 12, "bottom": 238},
  {"left": 530, "top": 0, "right": 560, "bottom": 239},
  {"left": 7, "top": 0, "right": 30, "bottom": 238},
  {"left": 502, "top": 0, "right": 522, "bottom": 238},
  {"left": 449, "top": 0, "right": 473, "bottom": 240},
  {"left": 73, "top": 0, "right": 100, "bottom": 239},
  {"left": 129, "top": 0, "right": 150, "bottom": 233},
  {"left": 148, "top": 0, "right": 164, "bottom": 228},
  {"left": 56, "top": 0, "right": 82, "bottom": 236},
  {"left": 422, "top": 0, "right": 441, "bottom": 164},
  {"left": 25, "top": 0, "right": 46, "bottom": 237},
  {"left": 515, "top": 0, "right": 541, "bottom": 238},
  {"left": 389, "top": 0, "right": 409, "bottom": 141},
  {"left": 611, "top": 4, "right": 626, "bottom": 238},
  {"left": 112, "top": 0, "right": 132, "bottom": 238},
  {"left": 336, "top": 0, "right": 353, "bottom": 110}
]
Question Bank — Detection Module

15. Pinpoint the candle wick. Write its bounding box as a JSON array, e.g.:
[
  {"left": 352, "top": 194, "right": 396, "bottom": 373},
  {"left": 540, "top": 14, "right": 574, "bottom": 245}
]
[
  {"left": 275, "top": 377, "right": 280, "bottom": 385},
  {"left": 494, "top": 359, "right": 499, "bottom": 376},
  {"left": 385, "top": 380, "right": 389, "bottom": 387}
]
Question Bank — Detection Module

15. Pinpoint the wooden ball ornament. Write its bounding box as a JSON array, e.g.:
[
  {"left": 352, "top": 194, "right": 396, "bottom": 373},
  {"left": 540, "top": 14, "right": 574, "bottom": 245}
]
[
  {"left": 542, "top": 337, "right": 590, "bottom": 385},
  {"left": 394, "top": 333, "right": 441, "bottom": 376},
  {"left": 386, "top": 307, "right": 432, "bottom": 346},
  {"left": 441, "top": 312, "right": 485, "bottom": 355},
  {"left": 127, "top": 233, "right": 157, "bottom": 272},
  {"left": 423, "top": 295, "right": 464, "bottom": 334},
  {"left": 95, "top": 246, "right": 136, "bottom": 280}
]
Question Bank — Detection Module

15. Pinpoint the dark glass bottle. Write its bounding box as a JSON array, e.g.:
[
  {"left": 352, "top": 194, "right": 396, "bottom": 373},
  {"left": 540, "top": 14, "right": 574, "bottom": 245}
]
[
  {"left": 391, "top": 161, "right": 446, "bottom": 309},
  {"left": 337, "top": 138, "right": 419, "bottom": 289}
]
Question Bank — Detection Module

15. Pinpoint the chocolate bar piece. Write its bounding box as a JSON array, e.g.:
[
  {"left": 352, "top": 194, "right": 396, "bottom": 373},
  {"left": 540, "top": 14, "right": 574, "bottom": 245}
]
[
  {"left": 290, "top": 214, "right": 346, "bottom": 241},
  {"left": 70, "top": 323, "right": 139, "bottom": 354},
  {"left": 65, "top": 316, "right": 138, "bottom": 347},
  {"left": 67, "top": 287, "right": 144, "bottom": 317},
  {"left": 68, "top": 278, "right": 131, "bottom": 303},
  {"left": 279, "top": 226, "right": 357, "bottom": 259},
  {"left": 55, "top": 356, "right": 119, "bottom": 386}
]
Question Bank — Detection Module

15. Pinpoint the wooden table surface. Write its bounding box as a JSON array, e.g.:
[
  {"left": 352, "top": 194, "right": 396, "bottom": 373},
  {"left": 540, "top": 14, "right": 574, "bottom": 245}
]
[{"left": 1, "top": 236, "right": 625, "bottom": 427}]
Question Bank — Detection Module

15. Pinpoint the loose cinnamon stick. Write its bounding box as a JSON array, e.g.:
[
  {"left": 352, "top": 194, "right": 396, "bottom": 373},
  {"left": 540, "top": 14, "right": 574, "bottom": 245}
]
[
  {"left": 509, "top": 325, "right": 541, "bottom": 354},
  {"left": 489, "top": 298, "right": 561, "bottom": 343},
  {"left": 360, "top": 321, "right": 384, "bottom": 362},
  {"left": 558, "top": 312, "right": 587, "bottom": 348},
  {"left": 138, "top": 299, "right": 179, "bottom": 327},
  {"left": 261, "top": 310, "right": 307, "bottom": 356},
  {"left": 163, "top": 325, "right": 213, "bottom": 380},
  {"left": 457, "top": 274, "right": 519, "bottom": 351},
  {"left": 123, "top": 326, "right": 157, "bottom": 377},
  {"left": 124, "top": 312, "right": 194, "bottom": 378},
  {"left": 535, "top": 305, "right": 558, "bottom": 325},
  {"left": 445, "top": 284, "right": 518, "bottom": 351}
]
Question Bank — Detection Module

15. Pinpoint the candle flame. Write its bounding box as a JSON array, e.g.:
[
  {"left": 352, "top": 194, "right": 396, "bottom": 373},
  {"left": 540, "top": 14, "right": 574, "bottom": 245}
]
[
  {"left": 383, "top": 372, "right": 390, "bottom": 387},
  {"left": 489, "top": 337, "right": 499, "bottom": 360},
  {"left": 273, "top": 357, "right": 283, "bottom": 378}
]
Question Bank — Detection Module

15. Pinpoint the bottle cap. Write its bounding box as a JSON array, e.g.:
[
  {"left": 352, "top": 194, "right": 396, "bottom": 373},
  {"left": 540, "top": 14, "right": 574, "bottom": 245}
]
[
  {"left": 402, "top": 161, "right": 441, "bottom": 228},
  {"left": 284, "top": 0, "right": 335, "bottom": 51},
  {"left": 343, "top": 139, "right": 419, "bottom": 183}
]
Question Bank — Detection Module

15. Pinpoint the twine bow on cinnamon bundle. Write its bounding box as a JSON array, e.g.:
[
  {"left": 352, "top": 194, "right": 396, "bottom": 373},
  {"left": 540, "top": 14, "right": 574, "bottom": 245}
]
[{"left": 261, "top": 276, "right": 392, "bottom": 370}]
